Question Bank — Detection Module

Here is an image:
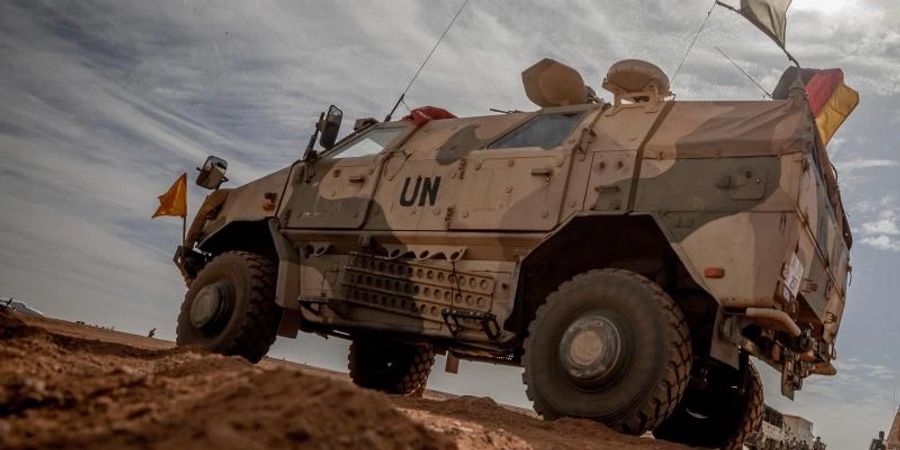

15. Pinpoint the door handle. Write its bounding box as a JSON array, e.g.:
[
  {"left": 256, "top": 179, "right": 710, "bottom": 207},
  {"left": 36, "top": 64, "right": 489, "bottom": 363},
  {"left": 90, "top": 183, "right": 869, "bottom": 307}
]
[
  {"left": 349, "top": 174, "right": 366, "bottom": 183},
  {"left": 530, "top": 167, "right": 553, "bottom": 177}
]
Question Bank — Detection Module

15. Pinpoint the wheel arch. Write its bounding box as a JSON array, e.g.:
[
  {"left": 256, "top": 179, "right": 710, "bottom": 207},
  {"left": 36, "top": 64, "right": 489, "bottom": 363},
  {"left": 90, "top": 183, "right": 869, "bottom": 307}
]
[
  {"left": 197, "top": 219, "right": 301, "bottom": 338},
  {"left": 509, "top": 213, "right": 726, "bottom": 365},
  {"left": 199, "top": 220, "right": 278, "bottom": 260}
]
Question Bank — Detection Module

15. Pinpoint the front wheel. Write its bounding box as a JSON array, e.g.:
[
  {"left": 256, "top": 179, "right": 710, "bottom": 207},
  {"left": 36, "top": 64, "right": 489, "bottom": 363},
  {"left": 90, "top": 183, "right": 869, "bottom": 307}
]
[
  {"left": 176, "top": 251, "right": 282, "bottom": 363},
  {"left": 523, "top": 269, "right": 692, "bottom": 435}
]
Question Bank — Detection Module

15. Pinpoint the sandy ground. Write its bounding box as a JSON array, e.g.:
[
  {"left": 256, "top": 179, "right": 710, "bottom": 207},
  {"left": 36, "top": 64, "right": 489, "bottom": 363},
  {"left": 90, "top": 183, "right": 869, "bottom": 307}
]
[{"left": 0, "top": 309, "right": 691, "bottom": 450}]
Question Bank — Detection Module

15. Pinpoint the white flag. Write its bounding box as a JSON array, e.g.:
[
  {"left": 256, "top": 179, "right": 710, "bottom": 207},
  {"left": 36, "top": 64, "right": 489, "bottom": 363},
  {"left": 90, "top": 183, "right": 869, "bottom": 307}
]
[{"left": 740, "top": 0, "right": 792, "bottom": 49}]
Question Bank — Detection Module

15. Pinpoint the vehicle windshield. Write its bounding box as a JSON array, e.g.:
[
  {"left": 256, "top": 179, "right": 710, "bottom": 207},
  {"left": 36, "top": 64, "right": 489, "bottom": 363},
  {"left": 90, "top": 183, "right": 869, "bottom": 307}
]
[{"left": 326, "top": 126, "right": 407, "bottom": 159}]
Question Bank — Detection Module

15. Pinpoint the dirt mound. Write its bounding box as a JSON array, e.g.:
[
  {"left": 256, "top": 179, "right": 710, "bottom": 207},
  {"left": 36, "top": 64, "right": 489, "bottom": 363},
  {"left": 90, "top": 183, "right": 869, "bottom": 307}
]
[
  {"left": 0, "top": 310, "right": 690, "bottom": 450},
  {"left": 395, "top": 394, "right": 688, "bottom": 450},
  {"left": 0, "top": 309, "right": 451, "bottom": 450}
]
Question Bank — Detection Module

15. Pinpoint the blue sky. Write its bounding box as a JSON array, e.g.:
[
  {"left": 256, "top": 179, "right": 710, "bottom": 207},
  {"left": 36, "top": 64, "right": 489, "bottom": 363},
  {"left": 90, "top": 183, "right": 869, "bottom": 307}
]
[{"left": 1, "top": 1, "right": 898, "bottom": 448}]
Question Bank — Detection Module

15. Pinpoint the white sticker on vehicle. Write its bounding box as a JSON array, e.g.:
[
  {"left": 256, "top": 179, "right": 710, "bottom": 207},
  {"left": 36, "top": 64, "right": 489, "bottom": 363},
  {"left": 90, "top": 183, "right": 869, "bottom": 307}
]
[{"left": 782, "top": 253, "right": 804, "bottom": 299}]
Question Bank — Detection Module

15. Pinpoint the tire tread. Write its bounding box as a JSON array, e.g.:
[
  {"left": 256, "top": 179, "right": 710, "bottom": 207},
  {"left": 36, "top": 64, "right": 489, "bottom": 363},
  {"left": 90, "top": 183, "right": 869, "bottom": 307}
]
[
  {"left": 348, "top": 340, "right": 435, "bottom": 396},
  {"left": 176, "top": 251, "right": 280, "bottom": 363},
  {"left": 523, "top": 268, "right": 691, "bottom": 435}
]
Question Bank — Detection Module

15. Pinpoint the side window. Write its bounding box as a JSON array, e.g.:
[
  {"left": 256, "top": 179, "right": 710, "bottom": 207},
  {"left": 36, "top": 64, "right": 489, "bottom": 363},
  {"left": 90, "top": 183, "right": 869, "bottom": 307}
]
[
  {"left": 490, "top": 112, "right": 584, "bottom": 150},
  {"left": 326, "top": 126, "right": 407, "bottom": 159}
]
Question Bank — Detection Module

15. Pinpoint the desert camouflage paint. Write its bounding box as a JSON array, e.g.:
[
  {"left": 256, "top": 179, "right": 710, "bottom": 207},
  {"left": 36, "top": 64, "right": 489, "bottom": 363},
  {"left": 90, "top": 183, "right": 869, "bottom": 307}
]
[{"left": 179, "top": 59, "right": 852, "bottom": 397}]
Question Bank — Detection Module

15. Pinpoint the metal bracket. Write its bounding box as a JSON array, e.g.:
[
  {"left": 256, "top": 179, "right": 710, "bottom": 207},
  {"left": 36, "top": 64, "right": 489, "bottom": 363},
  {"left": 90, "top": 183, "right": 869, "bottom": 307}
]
[
  {"left": 441, "top": 308, "right": 501, "bottom": 341},
  {"left": 780, "top": 349, "right": 802, "bottom": 400},
  {"left": 298, "top": 296, "right": 329, "bottom": 315}
]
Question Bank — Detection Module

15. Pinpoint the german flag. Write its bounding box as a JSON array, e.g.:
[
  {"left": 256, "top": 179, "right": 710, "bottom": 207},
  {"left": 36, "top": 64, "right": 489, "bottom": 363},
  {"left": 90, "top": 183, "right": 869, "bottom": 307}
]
[
  {"left": 774, "top": 67, "right": 859, "bottom": 146},
  {"left": 805, "top": 69, "right": 859, "bottom": 146}
]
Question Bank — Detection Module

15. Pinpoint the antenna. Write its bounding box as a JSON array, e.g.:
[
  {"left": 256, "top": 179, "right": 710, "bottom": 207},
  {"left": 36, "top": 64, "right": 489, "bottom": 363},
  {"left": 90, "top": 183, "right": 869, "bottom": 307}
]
[
  {"left": 489, "top": 108, "right": 523, "bottom": 114},
  {"left": 671, "top": 0, "right": 718, "bottom": 86},
  {"left": 384, "top": 0, "right": 470, "bottom": 122},
  {"left": 715, "top": 46, "right": 772, "bottom": 99}
]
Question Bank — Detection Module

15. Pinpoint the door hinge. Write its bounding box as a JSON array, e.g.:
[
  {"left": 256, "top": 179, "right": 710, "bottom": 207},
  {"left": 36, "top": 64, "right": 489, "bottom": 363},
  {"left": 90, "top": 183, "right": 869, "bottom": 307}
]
[
  {"left": 456, "top": 159, "right": 467, "bottom": 180},
  {"left": 443, "top": 206, "right": 455, "bottom": 228}
]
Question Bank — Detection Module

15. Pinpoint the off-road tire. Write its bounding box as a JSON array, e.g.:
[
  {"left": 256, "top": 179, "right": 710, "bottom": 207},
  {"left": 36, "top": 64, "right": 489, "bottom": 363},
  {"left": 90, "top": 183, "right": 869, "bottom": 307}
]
[
  {"left": 653, "top": 360, "right": 764, "bottom": 449},
  {"left": 523, "top": 268, "right": 692, "bottom": 435},
  {"left": 176, "top": 251, "right": 281, "bottom": 363},
  {"left": 348, "top": 339, "right": 435, "bottom": 396}
]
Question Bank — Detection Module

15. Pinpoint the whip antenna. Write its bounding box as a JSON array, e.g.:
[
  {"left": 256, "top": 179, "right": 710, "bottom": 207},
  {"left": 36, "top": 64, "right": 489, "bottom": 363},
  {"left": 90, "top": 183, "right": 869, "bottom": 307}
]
[
  {"left": 671, "top": 0, "right": 718, "bottom": 87},
  {"left": 715, "top": 46, "right": 772, "bottom": 99},
  {"left": 385, "top": 0, "right": 470, "bottom": 122}
]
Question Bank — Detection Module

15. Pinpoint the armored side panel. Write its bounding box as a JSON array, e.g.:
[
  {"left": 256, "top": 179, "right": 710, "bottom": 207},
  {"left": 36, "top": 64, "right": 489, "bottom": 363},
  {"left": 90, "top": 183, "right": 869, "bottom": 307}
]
[{"left": 182, "top": 81, "right": 850, "bottom": 391}]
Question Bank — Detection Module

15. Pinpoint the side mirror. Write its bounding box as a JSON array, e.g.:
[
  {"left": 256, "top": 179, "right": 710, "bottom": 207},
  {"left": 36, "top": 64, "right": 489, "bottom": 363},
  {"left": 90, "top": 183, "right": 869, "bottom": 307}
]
[
  {"left": 196, "top": 156, "right": 229, "bottom": 190},
  {"left": 318, "top": 105, "right": 343, "bottom": 150}
]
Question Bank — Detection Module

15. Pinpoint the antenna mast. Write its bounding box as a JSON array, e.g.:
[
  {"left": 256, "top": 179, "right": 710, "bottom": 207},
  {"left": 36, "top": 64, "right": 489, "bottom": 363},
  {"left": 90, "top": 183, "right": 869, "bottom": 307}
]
[
  {"left": 671, "top": 0, "right": 718, "bottom": 86},
  {"left": 715, "top": 46, "right": 772, "bottom": 98},
  {"left": 384, "top": 0, "right": 470, "bottom": 122}
]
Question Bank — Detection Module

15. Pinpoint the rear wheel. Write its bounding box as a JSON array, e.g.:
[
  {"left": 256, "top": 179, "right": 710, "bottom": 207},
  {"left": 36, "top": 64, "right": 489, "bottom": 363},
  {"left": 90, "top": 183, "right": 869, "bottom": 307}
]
[
  {"left": 523, "top": 269, "right": 692, "bottom": 435},
  {"left": 653, "top": 359, "right": 764, "bottom": 449},
  {"left": 348, "top": 339, "right": 435, "bottom": 396},
  {"left": 176, "top": 251, "right": 282, "bottom": 363}
]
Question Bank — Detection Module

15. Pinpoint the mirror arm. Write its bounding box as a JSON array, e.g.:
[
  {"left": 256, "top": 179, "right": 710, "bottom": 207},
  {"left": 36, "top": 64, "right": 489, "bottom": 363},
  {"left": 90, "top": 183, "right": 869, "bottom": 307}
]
[{"left": 303, "top": 112, "right": 325, "bottom": 162}]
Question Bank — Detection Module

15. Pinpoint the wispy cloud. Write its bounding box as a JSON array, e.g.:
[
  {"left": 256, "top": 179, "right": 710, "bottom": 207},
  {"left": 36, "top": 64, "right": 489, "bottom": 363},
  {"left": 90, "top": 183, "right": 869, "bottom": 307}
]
[
  {"left": 1, "top": 2, "right": 900, "bottom": 449},
  {"left": 860, "top": 235, "right": 900, "bottom": 252},
  {"left": 837, "top": 159, "right": 900, "bottom": 171},
  {"left": 853, "top": 202, "right": 900, "bottom": 252},
  {"left": 861, "top": 210, "right": 900, "bottom": 236}
]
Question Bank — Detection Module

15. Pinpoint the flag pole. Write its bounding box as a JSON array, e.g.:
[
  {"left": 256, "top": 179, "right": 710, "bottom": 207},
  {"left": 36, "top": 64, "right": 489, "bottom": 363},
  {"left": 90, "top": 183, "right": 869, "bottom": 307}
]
[
  {"left": 783, "top": 48, "right": 800, "bottom": 67},
  {"left": 181, "top": 172, "right": 188, "bottom": 246}
]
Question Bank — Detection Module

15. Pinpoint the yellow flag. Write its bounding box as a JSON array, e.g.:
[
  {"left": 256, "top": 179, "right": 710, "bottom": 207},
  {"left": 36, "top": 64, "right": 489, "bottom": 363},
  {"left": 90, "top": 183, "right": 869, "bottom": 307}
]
[{"left": 152, "top": 173, "right": 188, "bottom": 218}]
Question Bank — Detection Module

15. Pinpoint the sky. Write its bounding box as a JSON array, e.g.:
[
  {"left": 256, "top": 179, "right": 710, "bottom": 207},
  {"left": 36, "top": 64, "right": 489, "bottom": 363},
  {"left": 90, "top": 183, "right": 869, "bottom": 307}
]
[{"left": 1, "top": 0, "right": 898, "bottom": 447}]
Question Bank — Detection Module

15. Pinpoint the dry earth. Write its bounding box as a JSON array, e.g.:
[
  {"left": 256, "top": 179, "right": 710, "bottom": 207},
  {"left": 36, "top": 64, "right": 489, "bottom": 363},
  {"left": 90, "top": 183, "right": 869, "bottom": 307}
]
[{"left": 0, "top": 309, "right": 691, "bottom": 450}]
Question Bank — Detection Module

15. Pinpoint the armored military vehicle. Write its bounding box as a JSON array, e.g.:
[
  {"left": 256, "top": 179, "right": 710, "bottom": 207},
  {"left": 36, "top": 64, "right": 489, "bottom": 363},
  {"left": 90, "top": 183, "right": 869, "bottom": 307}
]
[{"left": 173, "top": 58, "right": 853, "bottom": 449}]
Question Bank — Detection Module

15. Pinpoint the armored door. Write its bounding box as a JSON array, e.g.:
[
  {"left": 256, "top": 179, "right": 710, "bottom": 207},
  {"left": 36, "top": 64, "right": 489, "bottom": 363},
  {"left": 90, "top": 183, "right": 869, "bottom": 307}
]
[
  {"left": 282, "top": 124, "right": 410, "bottom": 229},
  {"left": 449, "top": 110, "right": 591, "bottom": 231}
]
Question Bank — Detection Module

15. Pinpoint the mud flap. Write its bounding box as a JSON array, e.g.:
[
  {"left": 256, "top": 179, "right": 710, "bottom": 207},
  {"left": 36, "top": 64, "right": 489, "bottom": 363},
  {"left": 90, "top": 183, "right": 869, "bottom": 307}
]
[
  {"left": 781, "top": 350, "right": 802, "bottom": 400},
  {"left": 710, "top": 308, "right": 740, "bottom": 369},
  {"left": 277, "top": 311, "right": 301, "bottom": 339}
]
